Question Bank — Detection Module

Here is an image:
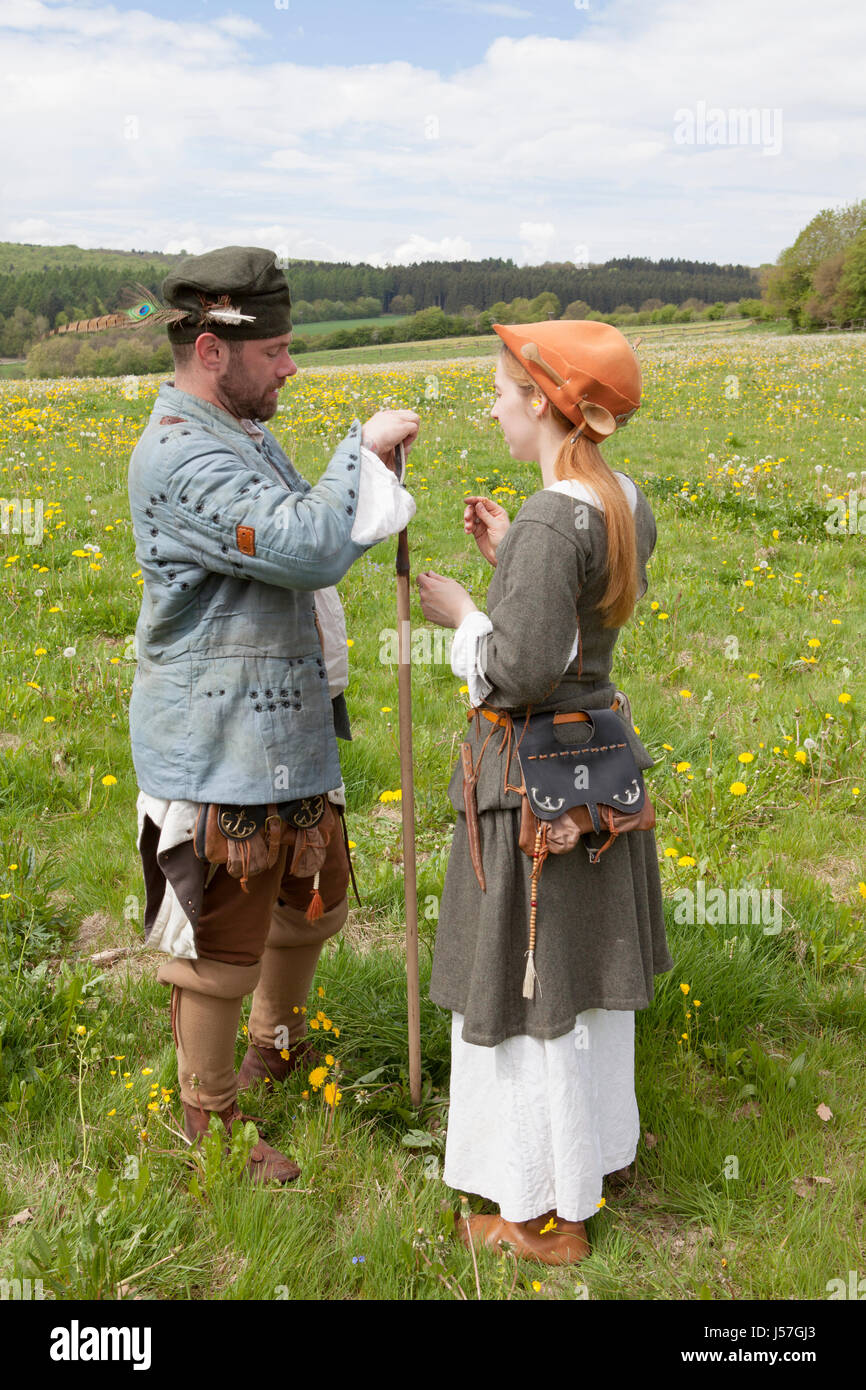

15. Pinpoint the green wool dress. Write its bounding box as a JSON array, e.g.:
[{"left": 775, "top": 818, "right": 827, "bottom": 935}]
[{"left": 429, "top": 479, "right": 674, "bottom": 1047}]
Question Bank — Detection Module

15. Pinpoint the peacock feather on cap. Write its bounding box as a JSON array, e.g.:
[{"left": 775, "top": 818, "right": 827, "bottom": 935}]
[
  {"left": 50, "top": 283, "right": 189, "bottom": 336},
  {"left": 48, "top": 283, "right": 257, "bottom": 337}
]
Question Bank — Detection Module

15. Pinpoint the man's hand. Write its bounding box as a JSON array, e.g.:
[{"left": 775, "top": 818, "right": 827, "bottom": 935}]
[
  {"left": 416, "top": 570, "right": 478, "bottom": 629},
  {"left": 463, "top": 495, "right": 510, "bottom": 566},
  {"left": 361, "top": 409, "right": 420, "bottom": 472}
]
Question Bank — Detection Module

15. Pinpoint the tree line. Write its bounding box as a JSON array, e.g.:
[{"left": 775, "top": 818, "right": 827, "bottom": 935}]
[
  {"left": 764, "top": 199, "right": 866, "bottom": 328},
  {"left": 0, "top": 243, "right": 758, "bottom": 360}
]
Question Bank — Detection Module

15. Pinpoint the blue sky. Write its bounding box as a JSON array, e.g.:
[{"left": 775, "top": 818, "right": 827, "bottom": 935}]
[
  {"left": 0, "top": 0, "right": 863, "bottom": 268},
  {"left": 107, "top": 0, "right": 610, "bottom": 74}
]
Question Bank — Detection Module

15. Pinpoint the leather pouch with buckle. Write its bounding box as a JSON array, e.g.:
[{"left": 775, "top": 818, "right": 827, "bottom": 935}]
[
  {"left": 515, "top": 708, "right": 655, "bottom": 865},
  {"left": 193, "top": 795, "right": 335, "bottom": 892}
]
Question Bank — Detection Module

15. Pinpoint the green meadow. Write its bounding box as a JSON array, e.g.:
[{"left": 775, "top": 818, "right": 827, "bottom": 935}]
[{"left": 0, "top": 327, "right": 864, "bottom": 1300}]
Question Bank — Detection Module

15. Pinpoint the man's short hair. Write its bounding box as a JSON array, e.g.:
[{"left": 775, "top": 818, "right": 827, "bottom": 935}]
[{"left": 170, "top": 336, "right": 244, "bottom": 368}]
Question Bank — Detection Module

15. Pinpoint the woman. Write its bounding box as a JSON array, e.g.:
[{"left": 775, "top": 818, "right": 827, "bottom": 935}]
[{"left": 416, "top": 320, "right": 673, "bottom": 1266}]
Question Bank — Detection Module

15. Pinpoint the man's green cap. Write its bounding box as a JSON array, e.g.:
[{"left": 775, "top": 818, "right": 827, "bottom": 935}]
[{"left": 162, "top": 246, "right": 292, "bottom": 343}]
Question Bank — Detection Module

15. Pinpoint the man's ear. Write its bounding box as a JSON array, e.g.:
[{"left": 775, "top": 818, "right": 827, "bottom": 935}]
[{"left": 195, "top": 333, "right": 232, "bottom": 372}]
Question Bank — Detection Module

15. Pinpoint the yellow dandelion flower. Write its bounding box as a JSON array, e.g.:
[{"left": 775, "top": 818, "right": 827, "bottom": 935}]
[
  {"left": 680, "top": 982, "right": 690, "bottom": 994},
  {"left": 678, "top": 855, "right": 696, "bottom": 867},
  {"left": 679, "top": 689, "right": 692, "bottom": 698},
  {"left": 675, "top": 761, "right": 691, "bottom": 772},
  {"left": 794, "top": 750, "right": 808, "bottom": 764},
  {"left": 532, "top": 1280, "right": 542, "bottom": 1292},
  {"left": 323, "top": 1082, "right": 342, "bottom": 1107},
  {"left": 539, "top": 1217, "right": 557, "bottom": 1234},
  {"left": 597, "top": 1197, "right": 606, "bottom": 1209},
  {"left": 75, "top": 1024, "right": 87, "bottom": 1035},
  {"left": 838, "top": 692, "right": 852, "bottom": 704},
  {"left": 737, "top": 752, "right": 754, "bottom": 764},
  {"left": 729, "top": 782, "right": 747, "bottom": 795}
]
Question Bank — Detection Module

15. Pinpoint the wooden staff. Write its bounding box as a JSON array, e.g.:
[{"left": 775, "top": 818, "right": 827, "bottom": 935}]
[{"left": 393, "top": 442, "right": 422, "bottom": 1106}]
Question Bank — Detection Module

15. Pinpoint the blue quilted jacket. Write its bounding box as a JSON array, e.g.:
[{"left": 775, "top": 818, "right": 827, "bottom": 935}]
[{"left": 127, "top": 382, "right": 369, "bottom": 802}]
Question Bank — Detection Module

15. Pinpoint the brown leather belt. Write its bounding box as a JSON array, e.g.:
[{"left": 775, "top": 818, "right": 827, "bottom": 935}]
[{"left": 470, "top": 697, "right": 622, "bottom": 728}]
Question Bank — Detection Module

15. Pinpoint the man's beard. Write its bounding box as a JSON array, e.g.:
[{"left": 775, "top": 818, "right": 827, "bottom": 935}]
[{"left": 219, "top": 362, "right": 279, "bottom": 422}]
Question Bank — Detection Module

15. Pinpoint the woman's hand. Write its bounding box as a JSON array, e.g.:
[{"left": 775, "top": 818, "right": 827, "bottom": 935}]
[
  {"left": 361, "top": 409, "right": 420, "bottom": 473},
  {"left": 463, "top": 495, "right": 510, "bottom": 566},
  {"left": 416, "top": 570, "right": 478, "bottom": 629}
]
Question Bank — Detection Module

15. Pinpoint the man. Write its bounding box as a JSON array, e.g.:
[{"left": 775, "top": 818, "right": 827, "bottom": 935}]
[{"left": 129, "top": 246, "right": 418, "bottom": 1181}]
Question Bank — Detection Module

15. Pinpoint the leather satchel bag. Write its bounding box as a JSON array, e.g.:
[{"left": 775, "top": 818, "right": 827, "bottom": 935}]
[{"left": 515, "top": 707, "right": 655, "bottom": 865}]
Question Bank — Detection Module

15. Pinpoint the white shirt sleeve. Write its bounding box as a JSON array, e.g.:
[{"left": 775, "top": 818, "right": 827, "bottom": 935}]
[
  {"left": 350, "top": 444, "right": 417, "bottom": 546},
  {"left": 451, "top": 609, "right": 494, "bottom": 708}
]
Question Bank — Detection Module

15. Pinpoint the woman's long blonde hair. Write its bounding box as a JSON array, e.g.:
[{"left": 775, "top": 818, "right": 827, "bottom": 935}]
[{"left": 500, "top": 344, "right": 639, "bottom": 629}]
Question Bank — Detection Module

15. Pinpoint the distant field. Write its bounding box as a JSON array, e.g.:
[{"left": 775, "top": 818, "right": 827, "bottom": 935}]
[
  {"left": 295, "top": 315, "right": 410, "bottom": 338},
  {"left": 297, "top": 318, "right": 784, "bottom": 369}
]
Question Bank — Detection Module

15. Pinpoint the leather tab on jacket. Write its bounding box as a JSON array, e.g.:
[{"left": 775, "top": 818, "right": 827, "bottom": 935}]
[{"left": 236, "top": 525, "right": 256, "bottom": 556}]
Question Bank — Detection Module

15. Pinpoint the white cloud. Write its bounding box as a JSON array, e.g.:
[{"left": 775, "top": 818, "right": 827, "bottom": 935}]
[
  {"left": 0, "top": 0, "right": 864, "bottom": 265},
  {"left": 365, "top": 234, "right": 474, "bottom": 267},
  {"left": 519, "top": 221, "right": 556, "bottom": 263}
]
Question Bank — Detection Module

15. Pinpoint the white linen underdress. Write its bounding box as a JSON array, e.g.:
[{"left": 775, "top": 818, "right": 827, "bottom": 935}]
[{"left": 444, "top": 472, "right": 640, "bottom": 1223}]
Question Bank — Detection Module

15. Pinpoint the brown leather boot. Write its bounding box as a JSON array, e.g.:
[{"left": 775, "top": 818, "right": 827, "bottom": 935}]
[
  {"left": 237, "top": 1036, "right": 323, "bottom": 1089},
  {"left": 182, "top": 1098, "right": 301, "bottom": 1183},
  {"left": 457, "top": 1212, "right": 590, "bottom": 1265}
]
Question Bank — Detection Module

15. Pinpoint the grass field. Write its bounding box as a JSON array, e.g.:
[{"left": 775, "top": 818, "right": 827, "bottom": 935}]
[
  {"left": 294, "top": 314, "right": 410, "bottom": 338},
  {"left": 0, "top": 329, "right": 864, "bottom": 1301}
]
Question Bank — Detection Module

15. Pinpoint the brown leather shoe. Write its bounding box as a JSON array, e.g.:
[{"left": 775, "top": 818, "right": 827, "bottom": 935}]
[
  {"left": 457, "top": 1212, "right": 590, "bottom": 1265},
  {"left": 237, "top": 1037, "right": 323, "bottom": 1089},
  {"left": 182, "top": 1099, "right": 301, "bottom": 1183}
]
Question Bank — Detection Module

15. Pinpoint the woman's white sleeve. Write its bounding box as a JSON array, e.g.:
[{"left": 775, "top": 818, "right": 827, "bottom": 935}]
[
  {"left": 351, "top": 444, "right": 417, "bottom": 545},
  {"left": 451, "top": 610, "right": 494, "bottom": 708}
]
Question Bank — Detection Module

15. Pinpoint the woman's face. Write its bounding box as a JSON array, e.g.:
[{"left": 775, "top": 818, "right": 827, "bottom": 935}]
[{"left": 489, "top": 357, "right": 540, "bottom": 462}]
